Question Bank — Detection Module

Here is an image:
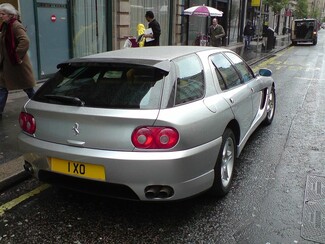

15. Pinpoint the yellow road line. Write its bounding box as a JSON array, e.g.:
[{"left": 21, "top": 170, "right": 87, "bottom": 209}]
[
  {"left": 253, "top": 46, "right": 292, "bottom": 71},
  {"left": 294, "top": 77, "right": 325, "bottom": 80},
  {"left": 0, "top": 184, "right": 50, "bottom": 217}
]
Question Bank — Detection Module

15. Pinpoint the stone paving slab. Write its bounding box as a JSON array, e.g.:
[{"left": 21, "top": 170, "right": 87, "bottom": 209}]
[{"left": 0, "top": 156, "right": 29, "bottom": 192}]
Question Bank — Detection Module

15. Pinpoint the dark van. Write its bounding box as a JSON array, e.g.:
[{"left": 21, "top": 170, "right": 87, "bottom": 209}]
[{"left": 291, "top": 18, "right": 318, "bottom": 45}]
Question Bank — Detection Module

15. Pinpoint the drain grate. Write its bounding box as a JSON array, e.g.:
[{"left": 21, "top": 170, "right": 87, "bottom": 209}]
[
  {"left": 301, "top": 174, "right": 325, "bottom": 243},
  {"left": 305, "top": 174, "right": 325, "bottom": 201}
]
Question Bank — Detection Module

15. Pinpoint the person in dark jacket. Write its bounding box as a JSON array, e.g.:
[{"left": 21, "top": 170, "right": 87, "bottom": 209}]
[
  {"left": 208, "top": 18, "right": 225, "bottom": 47},
  {"left": 143, "top": 11, "right": 161, "bottom": 46},
  {"left": 0, "top": 3, "right": 36, "bottom": 119},
  {"left": 243, "top": 20, "right": 255, "bottom": 49}
]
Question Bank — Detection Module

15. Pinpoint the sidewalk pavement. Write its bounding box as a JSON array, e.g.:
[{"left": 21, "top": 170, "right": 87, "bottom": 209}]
[
  {"left": 0, "top": 34, "right": 291, "bottom": 193},
  {"left": 0, "top": 156, "right": 29, "bottom": 192},
  {"left": 229, "top": 33, "right": 291, "bottom": 65}
]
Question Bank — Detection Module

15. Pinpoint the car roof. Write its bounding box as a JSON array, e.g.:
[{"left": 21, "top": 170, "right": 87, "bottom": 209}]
[
  {"left": 85, "top": 46, "right": 225, "bottom": 60},
  {"left": 58, "top": 46, "right": 228, "bottom": 72}
]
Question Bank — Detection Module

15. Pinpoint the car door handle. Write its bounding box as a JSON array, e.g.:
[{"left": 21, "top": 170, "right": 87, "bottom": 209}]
[
  {"left": 251, "top": 88, "right": 254, "bottom": 92},
  {"left": 229, "top": 98, "right": 234, "bottom": 104}
]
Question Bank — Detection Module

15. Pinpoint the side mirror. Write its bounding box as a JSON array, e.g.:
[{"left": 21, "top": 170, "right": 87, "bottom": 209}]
[{"left": 258, "top": 68, "right": 272, "bottom": 77}]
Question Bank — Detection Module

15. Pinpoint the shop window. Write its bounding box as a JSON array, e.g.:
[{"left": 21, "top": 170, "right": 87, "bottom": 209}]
[
  {"left": 187, "top": 0, "right": 208, "bottom": 46},
  {"left": 71, "top": 0, "right": 107, "bottom": 57},
  {"left": 129, "top": 0, "right": 170, "bottom": 46}
]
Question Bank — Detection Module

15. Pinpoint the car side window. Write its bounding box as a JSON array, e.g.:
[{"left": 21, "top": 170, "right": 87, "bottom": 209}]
[
  {"left": 173, "top": 54, "right": 205, "bottom": 105},
  {"left": 224, "top": 52, "right": 254, "bottom": 83},
  {"left": 210, "top": 53, "right": 241, "bottom": 90}
]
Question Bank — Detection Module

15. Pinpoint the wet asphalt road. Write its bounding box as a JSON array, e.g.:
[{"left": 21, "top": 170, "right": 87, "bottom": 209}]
[{"left": 0, "top": 32, "right": 325, "bottom": 243}]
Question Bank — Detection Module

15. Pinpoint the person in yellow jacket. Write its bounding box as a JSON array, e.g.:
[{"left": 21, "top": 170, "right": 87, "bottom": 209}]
[{"left": 137, "top": 23, "right": 145, "bottom": 47}]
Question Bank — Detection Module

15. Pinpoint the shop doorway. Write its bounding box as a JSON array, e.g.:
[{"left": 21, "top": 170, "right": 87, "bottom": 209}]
[
  {"left": 36, "top": 2, "right": 70, "bottom": 78},
  {"left": 216, "top": 2, "right": 228, "bottom": 45}
]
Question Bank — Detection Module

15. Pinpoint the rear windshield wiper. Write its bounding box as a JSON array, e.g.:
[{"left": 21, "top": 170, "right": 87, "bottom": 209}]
[{"left": 44, "top": 95, "right": 85, "bottom": 106}]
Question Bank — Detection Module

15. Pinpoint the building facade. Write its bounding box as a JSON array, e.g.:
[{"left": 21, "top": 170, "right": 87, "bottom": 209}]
[{"left": 1, "top": 0, "right": 287, "bottom": 80}]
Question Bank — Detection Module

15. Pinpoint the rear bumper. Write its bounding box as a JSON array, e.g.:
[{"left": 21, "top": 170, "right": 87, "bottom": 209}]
[
  {"left": 18, "top": 133, "right": 222, "bottom": 201},
  {"left": 291, "top": 38, "right": 317, "bottom": 42}
]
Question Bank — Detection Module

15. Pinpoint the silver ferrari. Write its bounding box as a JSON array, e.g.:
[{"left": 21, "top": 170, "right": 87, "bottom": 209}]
[{"left": 18, "top": 46, "right": 275, "bottom": 201}]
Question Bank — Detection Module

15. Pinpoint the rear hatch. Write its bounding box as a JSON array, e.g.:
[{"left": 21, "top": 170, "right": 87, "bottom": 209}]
[
  {"left": 27, "top": 62, "right": 169, "bottom": 151},
  {"left": 293, "top": 19, "right": 317, "bottom": 41}
]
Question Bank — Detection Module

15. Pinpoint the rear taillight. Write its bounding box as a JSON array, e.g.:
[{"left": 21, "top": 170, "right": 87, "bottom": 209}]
[
  {"left": 19, "top": 112, "right": 36, "bottom": 135},
  {"left": 131, "top": 127, "right": 179, "bottom": 149}
]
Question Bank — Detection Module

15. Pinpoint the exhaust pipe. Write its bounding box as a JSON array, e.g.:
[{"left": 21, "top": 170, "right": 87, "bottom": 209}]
[
  {"left": 158, "top": 186, "right": 174, "bottom": 198},
  {"left": 144, "top": 186, "right": 160, "bottom": 199},
  {"left": 145, "top": 185, "right": 174, "bottom": 199}
]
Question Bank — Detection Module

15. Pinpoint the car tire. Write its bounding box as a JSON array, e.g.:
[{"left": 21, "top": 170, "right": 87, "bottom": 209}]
[
  {"left": 210, "top": 128, "right": 236, "bottom": 197},
  {"left": 263, "top": 86, "right": 276, "bottom": 125}
]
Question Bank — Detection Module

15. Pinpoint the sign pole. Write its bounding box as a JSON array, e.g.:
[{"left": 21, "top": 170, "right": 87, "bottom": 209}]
[{"left": 256, "top": 0, "right": 263, "bottom": 52}]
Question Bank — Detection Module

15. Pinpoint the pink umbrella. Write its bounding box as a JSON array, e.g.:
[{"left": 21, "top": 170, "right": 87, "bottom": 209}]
[{"left": 183, "top": 4, "right": 223, "bottom": 17}]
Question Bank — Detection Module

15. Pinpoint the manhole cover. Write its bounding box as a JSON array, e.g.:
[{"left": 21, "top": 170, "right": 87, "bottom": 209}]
[{"left": 301, "top": 174, "right": 325, "bottom": 243}]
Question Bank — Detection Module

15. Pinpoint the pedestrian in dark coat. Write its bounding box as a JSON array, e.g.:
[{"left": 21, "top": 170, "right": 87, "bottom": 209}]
[
  {"left": 143, "top": 11, "right": 161, "bottom": 46},
  {"left": 0, "top": 3, "right": 36, "bottom": 118},
  {"left": 244, "top": 20, "right": 255, "bottom": 49},
  {"left": 208, "top": 18, "right": 225, "bottom": 47}
]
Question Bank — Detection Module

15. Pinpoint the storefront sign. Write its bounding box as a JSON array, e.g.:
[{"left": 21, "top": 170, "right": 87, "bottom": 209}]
[
  {"left": 285, "top": 9, "right": 292, "bottom": 17},
  {"left": 251, "top": 0, "right": 261, "bottom": 7},
  {"left": 37, "top": 3, "right": 67, "bottom": 8},
  {"left": 50, "top": 15, "right": 56, "bottom": 22}
]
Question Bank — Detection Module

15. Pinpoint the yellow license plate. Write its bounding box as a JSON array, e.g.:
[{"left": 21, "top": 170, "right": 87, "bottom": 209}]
[{"left": 50, "top": 158, "right": 106, "bottom": 181}]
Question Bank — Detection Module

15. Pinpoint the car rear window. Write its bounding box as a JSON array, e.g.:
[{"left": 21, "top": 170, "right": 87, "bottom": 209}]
[{"left": 33, "top": 64, "right": 167, "bottom": 109}]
